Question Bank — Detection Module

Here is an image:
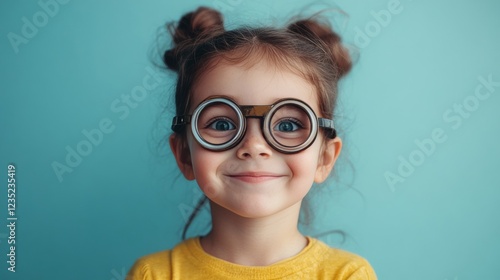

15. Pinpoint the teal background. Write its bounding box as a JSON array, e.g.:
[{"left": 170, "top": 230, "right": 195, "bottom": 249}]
[{"left": 1, "top": 0, "right": 499, "bottom": 279}]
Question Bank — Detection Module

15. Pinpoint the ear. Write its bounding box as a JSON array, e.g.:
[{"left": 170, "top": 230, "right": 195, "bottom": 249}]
[
  {"left": 314, "top": 137, "right": 342, "bottom": 183},
  {"left": 169, "top": 134, "right": 195, "bottom": 180}
]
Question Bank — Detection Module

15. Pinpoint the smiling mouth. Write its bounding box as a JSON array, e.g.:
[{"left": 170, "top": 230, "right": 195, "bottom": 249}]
[{"left": 227, "top": 173, "right": 284, "bottom": 183}]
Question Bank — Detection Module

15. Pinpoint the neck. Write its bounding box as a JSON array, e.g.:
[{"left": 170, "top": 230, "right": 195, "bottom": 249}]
[{"left": 200, "top": 201, "right": 308, "bottom": 266}]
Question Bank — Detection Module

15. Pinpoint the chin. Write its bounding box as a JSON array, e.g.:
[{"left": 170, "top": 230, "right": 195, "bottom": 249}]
[{"left": 224, "top": 200, "right": 301, "bottom": 220}]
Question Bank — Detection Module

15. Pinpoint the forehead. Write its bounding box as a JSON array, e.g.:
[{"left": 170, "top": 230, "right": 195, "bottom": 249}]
[{"left": 190, "top": 59, "right": 319, "bottom": 112}]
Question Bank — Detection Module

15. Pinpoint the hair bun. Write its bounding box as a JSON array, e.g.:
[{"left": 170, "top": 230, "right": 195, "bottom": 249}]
[
  {"left": 164, "top": 7, "right": 225, "bottom": 71},
  {"left": 288, "top": 19, "right": 352, "bottom": 78}
]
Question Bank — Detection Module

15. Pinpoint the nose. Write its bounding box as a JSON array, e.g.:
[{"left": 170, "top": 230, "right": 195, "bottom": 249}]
[{"left": 236, "top": 119, "right": 273, "bottom": 159}]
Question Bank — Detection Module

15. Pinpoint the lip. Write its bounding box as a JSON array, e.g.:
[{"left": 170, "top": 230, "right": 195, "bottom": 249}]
[{"left": 226, "top": 172, "right": 285, "bottom": 183}]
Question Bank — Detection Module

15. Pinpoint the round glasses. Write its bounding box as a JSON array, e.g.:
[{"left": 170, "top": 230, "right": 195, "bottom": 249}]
[{"left": 171, "top": 97, "right": 336, "bottom": 154}]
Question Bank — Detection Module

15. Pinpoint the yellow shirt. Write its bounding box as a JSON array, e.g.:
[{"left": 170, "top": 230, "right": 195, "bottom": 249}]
[{"left": 127, "top": 237, "right": 377, "bottom": 279}]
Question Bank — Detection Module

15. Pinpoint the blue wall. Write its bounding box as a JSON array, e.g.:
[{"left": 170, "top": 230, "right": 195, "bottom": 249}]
[{"left": 1, "top": 0, "right": 499, "bottom": 279}]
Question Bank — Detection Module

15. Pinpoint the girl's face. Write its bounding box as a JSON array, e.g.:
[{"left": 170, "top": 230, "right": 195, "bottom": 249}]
[{"left": 171, "top": 59, "right": 341, "bottom": 219}]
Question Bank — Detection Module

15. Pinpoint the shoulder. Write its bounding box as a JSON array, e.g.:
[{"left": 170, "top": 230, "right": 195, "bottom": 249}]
[
  {"left": 126, "top": 238, "right": 199, "bottom": 280},
  {"left": 307, "top": 238, "right": 377, "bottom": 279},
  {"left": 126, "top": 249, "right": 172, "bottom": 280}
]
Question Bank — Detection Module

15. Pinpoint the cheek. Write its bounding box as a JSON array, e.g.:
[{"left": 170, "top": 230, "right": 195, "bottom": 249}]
[
  {"left": 189, "top": 144, "right": 228, "bottom": 198},
  {"left": 287, "top": 143, "right": 326, "bottom": 187},
  {"left": 199, "top": 182, "right": 218, "bottom": 197},
  {"left": 287, "top": 150, "right": 320, "bottom": 181},
  {"left": 193, "top": 165, "right": 218, "bottom": 197}
]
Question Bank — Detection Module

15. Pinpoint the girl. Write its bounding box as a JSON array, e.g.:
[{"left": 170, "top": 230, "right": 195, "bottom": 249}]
[{"left": 128, "top": 6, "right": 377, "bottom": 280}]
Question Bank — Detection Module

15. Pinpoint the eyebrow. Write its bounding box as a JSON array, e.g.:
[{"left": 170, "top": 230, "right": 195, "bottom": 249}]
[{"left": 201, "top": 94, "right": 287, "bottom": 106}]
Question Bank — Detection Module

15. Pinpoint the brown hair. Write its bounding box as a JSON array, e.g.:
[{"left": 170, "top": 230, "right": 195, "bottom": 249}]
[{"left": 163, "top": 6, "right": 352, "bottom": 239}]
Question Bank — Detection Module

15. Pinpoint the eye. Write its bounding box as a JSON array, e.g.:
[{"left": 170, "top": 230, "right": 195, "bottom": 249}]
[
  {"left": 273, "top": 118, "right": 303, "bottom": 132},
  {"left": 207, "top": 117, "right": 236, "bottom": 131}
]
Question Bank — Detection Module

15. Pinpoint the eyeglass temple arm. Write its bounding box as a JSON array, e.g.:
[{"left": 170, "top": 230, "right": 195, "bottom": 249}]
[
  {"left": 171, "top": 115, "right": 191, "bottom": 132},
  {"left": 318, "top": 118, "right": 337, "bottom": 139}
]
